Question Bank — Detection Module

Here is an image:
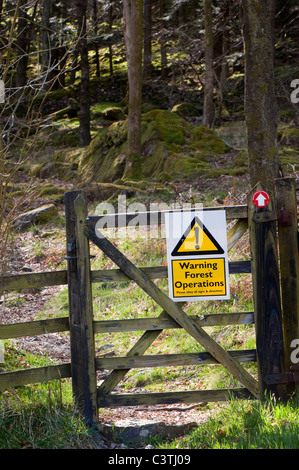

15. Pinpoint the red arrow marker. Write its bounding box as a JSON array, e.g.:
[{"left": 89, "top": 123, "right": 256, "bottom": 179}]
[{"left": 252, "top": 190, "right": 270, "bottom": 208}]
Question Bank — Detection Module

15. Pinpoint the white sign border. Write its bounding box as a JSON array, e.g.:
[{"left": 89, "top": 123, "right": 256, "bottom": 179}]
[{"left": 165, "top": 210, "right": 230, "bottom": 302}]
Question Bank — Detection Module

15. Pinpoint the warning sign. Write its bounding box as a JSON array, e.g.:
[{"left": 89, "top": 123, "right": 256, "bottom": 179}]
[
  {"left": 171, "top": 216, "right": 224, "bottom": 256},
  {"left": 165, "top": 210, "right": 230, "bottom": 302}
]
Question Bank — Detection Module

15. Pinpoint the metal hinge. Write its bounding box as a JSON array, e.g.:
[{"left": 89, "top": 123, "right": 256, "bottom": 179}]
[
  {"left": 253, "top": 210, "right": 277, "bottom": 223},
  {"left": 253, "top": 208, "right": 293, "bottom": 226},
  {"left": 277, "top": 207, "right": 293, "bottom": 226},
  {"left": 264, "top": 366, "right": 299, "bottom": 385}
]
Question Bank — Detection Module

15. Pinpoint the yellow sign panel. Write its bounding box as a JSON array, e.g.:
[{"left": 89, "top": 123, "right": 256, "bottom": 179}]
[
  {"left": 171, "top": 217, "right": 224, "bottom": 256},
  {"left": 171, "top": 258, "right": 227, "bottom": 298}
]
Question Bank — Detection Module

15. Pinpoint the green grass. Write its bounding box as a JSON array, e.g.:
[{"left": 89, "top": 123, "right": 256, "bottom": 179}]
[
  {"left": 156, "top": 393, "right": 299, "bottom": 449},
  {"left": 0, "top": 344, "right": 98, "bottom": 449},
  {"left": 0, "top": 390, "right": 98, "bottom": 449}
]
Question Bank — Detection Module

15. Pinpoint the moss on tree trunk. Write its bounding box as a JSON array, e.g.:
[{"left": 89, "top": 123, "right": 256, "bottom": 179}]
[
  {"left": 123, "top": 0, "right": 144, "bottom": 179},
  {"left": 203, "top": 0, "right": 215, "bottom": 129},
  {"left": 76, "top": 0, "right": 91, "bottom": 147},
  {"left": 242, "top": 0, "right": 280, "bottom": 193}
]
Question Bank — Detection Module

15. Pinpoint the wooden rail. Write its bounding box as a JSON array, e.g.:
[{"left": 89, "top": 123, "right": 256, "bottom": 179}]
[
  {"left": 0, "top": 311, "right": 254, "bottom": 340},
  {"left": 0, "top": 262, "right": 251, "bottom": 342},
  {"left": 0, "top": 261, "right": 251, "bottom": 292}
]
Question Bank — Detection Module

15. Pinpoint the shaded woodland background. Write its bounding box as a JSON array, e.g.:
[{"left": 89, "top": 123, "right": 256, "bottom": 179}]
[{"left": 0, "top": 0, "right": 298, "bottom": 271}]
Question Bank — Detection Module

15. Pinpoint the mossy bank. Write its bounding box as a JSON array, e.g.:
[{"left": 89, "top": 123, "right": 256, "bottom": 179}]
[{"left": 77, "top": 109, "right": 246, "bottom": 184}]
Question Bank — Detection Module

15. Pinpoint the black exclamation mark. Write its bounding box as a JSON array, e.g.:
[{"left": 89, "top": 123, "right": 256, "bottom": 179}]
[{"left": 195, "top": 226, "right": 200, "bottom": 250}]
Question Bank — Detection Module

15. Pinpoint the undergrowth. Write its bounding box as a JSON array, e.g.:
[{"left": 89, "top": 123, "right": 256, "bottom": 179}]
[
  {"left": 157, "top": 393, "right": 299, "bottom": 449},
  {"left": 0, "top": 344, "right": 98, "bottom": 449}
]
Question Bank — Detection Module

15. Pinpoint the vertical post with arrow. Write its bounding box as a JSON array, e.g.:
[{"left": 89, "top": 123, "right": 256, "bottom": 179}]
[{"left": 248, "top": 183, "right": 286, "bottom": 399}]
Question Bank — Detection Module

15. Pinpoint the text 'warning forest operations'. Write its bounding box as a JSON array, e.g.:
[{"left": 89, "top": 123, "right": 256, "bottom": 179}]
[{"left": 171, "top": 258, "right": 227, "bottom": 298}]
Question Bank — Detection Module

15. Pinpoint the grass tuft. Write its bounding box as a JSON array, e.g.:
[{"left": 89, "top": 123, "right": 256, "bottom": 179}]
[{"left": 157, "top": 393, "right": 299, "bottom": 449}]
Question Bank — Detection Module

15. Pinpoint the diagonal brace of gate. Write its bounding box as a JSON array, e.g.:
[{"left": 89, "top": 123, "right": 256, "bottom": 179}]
[
  {"left": 85, "top": 223, "right": 260, "bottom": 399},
  {"left": 98, "top": 310, "right": 172, "bottom": 396}
]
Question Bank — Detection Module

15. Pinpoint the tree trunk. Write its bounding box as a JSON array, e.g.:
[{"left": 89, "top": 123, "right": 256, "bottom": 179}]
[
  {"left": 58, "top": 0, "right": 68, "bottom": 88},
  {"left": 16, "top": 0, "right": 29, "bottom": 90},
  {"left": 76, "top": 0, "right": 91, "bottom": 146},
  {"left": 41, "top": 0, "right": 51, "bottom": 84},
  {"left": 123, "top": 0, "right": 143, "bottom": 179},
  {"left": 93, "top": 0, "right": 100, "bottom": 78},
  {"left": 241, "top": 0, "right": 280, "bottom": 192},
  {"left": 69, "top": 48, "right": 79, "bottom": 85},
  {"left": 159, "top": 0, "right": 167, "bottom": 80},
  {"left": 108, "top": 5, "right": 114, "bottom": 76},
  {"left": 214, "top": 0, "right": 230, "bottom": 92},
  {"left": 143, "top": 0, "right": 152, "bottom": 80},
  {"left": 0, "top": 0, "right": 3, "bottom": 25},
  {"left": 203, "top": 0, "right": 215, "bottom": 128}
]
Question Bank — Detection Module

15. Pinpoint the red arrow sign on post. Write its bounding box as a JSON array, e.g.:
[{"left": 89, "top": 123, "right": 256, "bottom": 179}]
[{"left": 252, "top": 190, "right": 270, "bottom": 208}]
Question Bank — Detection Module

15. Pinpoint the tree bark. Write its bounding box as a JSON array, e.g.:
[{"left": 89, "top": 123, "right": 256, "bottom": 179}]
[
  {"left": 123, "top": 0, "right": 143, "bottom": 179},
  {"left": 76, "top": 0, "right": 91, "bottom": 146},
  {"left": 143, "top": 0, "right": 152, "bottom": 80},
  {"left": 16, "top": 0, "right": 29, "bottom": 90},
  {"left": 93, "top": 0, "right": 100, "bottom": 77},
  {"left": 241, "top": 0, "right": 280, "bottom": 192},
  {"left": 203, "top": 0, "right": 215, "bottom": 128},
  {"left": 41, "top": 0, "right": 51, "bottom": 84},
  {"left": 159, "top": 0, "right": 167, "bottom": 80},
  {"left": 108, "top": 5, "right": 114, "bottom": 76}
]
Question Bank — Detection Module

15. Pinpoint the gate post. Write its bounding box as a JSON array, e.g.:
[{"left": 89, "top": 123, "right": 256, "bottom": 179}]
[
  {"left": 275, "top": 177, "right": 299, "bottom": 388},
  {"left": 65, "top": 191, "right": 98, "bottom": 425},
  {"left": 248, "top": 183, "right": 286, "bottom": 400}
]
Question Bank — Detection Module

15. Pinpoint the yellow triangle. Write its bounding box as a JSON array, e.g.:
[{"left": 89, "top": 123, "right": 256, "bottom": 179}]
[{"left": 171, "top": 217, "right": 224, "bottom": 256}]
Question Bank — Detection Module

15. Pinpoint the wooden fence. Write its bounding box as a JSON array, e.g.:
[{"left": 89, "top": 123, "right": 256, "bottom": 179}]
[{"left": 0, "top": 177, "right": 298, "bottom": 425}]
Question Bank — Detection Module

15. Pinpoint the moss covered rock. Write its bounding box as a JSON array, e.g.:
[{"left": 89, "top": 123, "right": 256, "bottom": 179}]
[
  {"left": 78, "top": 122, "right": 128, "bottom": 182},
  {"left": 279, "top": 127, "right": 299, "bottom": 149},
  {"left": 12, "top": 204, "right": 58, "bottom": 231},
  {"left": 103, "top": 107, "right": 126, "bottom": 121},
  {"left": 171, "top": 102, "right": 202, "bottom": 118},
  {"left": 77, "top": 109, "right": 230, "bottom": 183}
]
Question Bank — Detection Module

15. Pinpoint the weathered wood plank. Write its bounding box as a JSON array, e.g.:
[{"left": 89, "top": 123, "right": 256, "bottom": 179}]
[
  {"left": 92, "top": 261, "right": 250, "bottom": 283},
  {"left": 0, "top": 317, "right": 70, "bottom": 339},
  {"left": 0, "top": 261, "right": 251, "bottom": 293},
  {"left": 0, "top": 363, "right": 72, "bottom": 390},
  {"left": 86, "top": 205, "right": 248, "bottom": 231},
  {"left": 94, "top": 310, "right": 253, "bottom": 397},
  {"left": 248, "top": 183, "right": 286, "bottom": 399},
  {"left": 0, "top": 270, "right": 68, "bottom": 291},
  {"left": 0, "top": 311, "right": 254, "bottom": 340},
  {"left": 275, "top": 177, "right": 299, "bottom": 375},
  {"left": 97, "top": 310, "right": 172, "bottom": 396},
  {"left": 85, "top": 224, "right": 260, "bottom": 398},
  {"left": 91, "top": 266, "right": 168, "bottom": 283},
  {"left": 65, "top": 191, "right": 98, "bottom": 425},
  {"left": 227, "top": 219, "right": 248, "bottom": 251},
  {"left": 93, "top": 312, "right": 254, "bottom": 334},
  {"left": 97, "top": 388, "right": 254, "bottom": 408},
  {"left": 95, "top": 349, "right": 256, "bottom": 370},
  {"left": 229, "top": 260, "right": 251, "bottom": 273}
]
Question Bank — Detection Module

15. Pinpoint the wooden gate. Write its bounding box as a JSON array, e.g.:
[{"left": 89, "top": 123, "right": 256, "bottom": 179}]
[
  {"left": 0, "top": 177, "right": 298, "bottom": 426},
  {"left": 64, "top": 177, "right": 299, "bottom": 425}
]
